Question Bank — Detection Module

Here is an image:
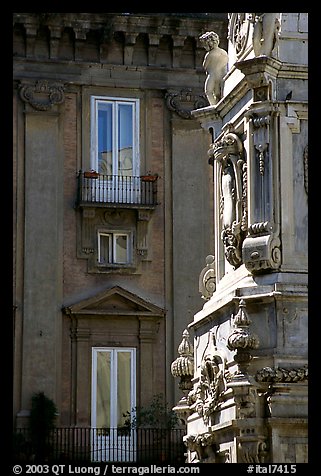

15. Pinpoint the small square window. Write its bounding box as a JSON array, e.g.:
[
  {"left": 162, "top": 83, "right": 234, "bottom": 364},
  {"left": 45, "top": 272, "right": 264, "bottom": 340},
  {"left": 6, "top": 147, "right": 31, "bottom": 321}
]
[{"left": 98, "top": 231, "right": 131, "bottom": 265}]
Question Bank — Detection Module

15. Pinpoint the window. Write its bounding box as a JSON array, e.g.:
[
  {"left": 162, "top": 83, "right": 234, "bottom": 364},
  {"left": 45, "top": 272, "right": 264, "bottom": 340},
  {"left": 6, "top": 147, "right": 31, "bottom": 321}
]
[
  {"left": 98, "top": 231, "right": 131, "bottom": 265},
  {"left": 91, "top": 96, "right": 140, "bottom": 177},
  {"left": 91, "top": 347, "right": 136, "bottom": 462}
]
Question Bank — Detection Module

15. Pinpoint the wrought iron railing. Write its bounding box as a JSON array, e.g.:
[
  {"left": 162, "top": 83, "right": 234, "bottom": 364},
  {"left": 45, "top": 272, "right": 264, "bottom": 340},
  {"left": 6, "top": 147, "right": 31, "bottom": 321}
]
[
  {"left": 77, "top": 172, "right": 158, "bottom": 207},
  {"left": 13, "top": 427, "right": 186, "bottom": 463}
]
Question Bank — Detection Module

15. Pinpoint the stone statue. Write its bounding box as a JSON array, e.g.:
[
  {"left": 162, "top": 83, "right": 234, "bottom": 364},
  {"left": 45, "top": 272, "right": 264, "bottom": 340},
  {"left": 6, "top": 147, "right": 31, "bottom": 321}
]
[
  {"left": 199, "top": 31, "right": 228, "bottom": 106},
  {"left": 250, "top": 13, "right": 280, "bottom": 57}
]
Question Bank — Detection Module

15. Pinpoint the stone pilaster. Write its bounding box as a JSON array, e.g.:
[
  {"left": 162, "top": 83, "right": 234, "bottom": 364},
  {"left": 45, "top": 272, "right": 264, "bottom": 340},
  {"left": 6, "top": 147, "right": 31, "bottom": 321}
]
[{"left": 16, "top": 79, "right": 65, "bottom": 426}]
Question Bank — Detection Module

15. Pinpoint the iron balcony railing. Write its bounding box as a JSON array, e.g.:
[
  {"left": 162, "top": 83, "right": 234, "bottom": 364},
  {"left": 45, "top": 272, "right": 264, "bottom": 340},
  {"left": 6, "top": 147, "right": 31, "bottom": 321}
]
[
  {"left": 13, "top": 427, "right": 186, "bottom": 463},
  {"left": 77, "top": 172, "right": 158, "bottom": 207}
]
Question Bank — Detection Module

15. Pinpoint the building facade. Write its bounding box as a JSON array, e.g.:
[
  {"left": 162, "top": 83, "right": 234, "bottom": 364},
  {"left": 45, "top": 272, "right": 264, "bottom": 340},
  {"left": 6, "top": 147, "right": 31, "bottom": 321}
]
[
  {"left": 171, "top": 13, "right": 308, "bottom": 463},
  {"left": 13, "top": 12, "right": 227, "bottom": 459}
]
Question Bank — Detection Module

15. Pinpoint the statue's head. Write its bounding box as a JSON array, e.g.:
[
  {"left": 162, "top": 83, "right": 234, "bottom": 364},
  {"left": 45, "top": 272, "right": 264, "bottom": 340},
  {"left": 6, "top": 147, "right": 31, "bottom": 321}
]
[{"left": 199, "top": 31, "right": 220, "bottom": 50}]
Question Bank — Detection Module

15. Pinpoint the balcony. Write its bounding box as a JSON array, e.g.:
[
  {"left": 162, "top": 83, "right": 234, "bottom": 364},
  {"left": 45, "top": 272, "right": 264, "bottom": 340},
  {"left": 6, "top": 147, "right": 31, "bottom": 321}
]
[
  {"left": 77, "top": 172, "right": 158, "bottom": 209},
  {"left": 13, "top": 427, "right": 186, "bottom": 463}
]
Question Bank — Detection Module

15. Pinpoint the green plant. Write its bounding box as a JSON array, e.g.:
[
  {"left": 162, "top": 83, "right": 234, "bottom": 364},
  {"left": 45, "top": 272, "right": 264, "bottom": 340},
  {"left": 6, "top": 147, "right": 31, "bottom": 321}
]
[
  {"left": 29, "top": 392, "right": 58, "bottom": 461},
  {"left": 123, "top": 393, "right": 178, "bottom": 429}
]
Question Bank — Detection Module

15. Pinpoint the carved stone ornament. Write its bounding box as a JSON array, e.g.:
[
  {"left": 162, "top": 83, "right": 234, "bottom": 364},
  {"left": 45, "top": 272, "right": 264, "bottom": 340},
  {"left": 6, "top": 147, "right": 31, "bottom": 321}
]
[
  {"left": 249, "top": 13, "right": 280, "bottom": 58},
  {"left": 234, "top": 388, "right": 257, "bottom": 419},
  {"left": 165, "top": 89, "right": 207, "bottom": 119},
  {"left": 208, "top": 128, "right": 247, "bottom": 268},
  {"left": 304, "top": 144, "right": 308, "bottom": 195},
  {"left": 238, "top": 437, "right": 268, "bottom": 464},
  {"left": 199, "top": 255, "right": 216, "bottom": 301},
  {"left": 19, "top": 80, "right": 65, "bottom": 111},
  {"left": 199, "top": 31, "right": 228, "bottom": 106},
  {"left": 242, "top": 106, "right": 282, "bottom": 274},
  {"left": 171, "top": 329, "right": 194, "bottom": 392},
  {"left": 242, "top": 231, "right": 281, "bottom": 273},
  {"left": 184, "top": 431, "right": 217, "bottom": 463},
  {"left": 255, "top": 366, "right": 308, "bottom": 383},
  {"left": 188, "top": 352, "right": 227, "bottom": 426},
  {"left": 228, "top": 13, "right": 250, "bottom": 58},
  {"left": 227, "top": 299, "right": 259, "bottom": 377}
]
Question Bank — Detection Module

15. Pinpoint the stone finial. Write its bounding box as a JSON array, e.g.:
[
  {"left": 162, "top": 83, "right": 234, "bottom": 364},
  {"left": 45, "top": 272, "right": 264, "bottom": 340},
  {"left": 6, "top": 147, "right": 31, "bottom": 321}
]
[
  {"left": 199, "top": 31, "right": 228, "bottom": 106},
  {"left": 171, "top": 329, "right": 194, "bottom": 391},
  {"left": 227, "top": 299, "right": 259, "bottom": 377}
]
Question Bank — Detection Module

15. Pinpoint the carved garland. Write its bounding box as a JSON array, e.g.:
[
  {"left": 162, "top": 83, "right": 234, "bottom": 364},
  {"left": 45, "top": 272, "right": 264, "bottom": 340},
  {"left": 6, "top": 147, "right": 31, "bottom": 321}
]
[
  {"left": 255, "top": 366, "right": 308, "bottom": 383},
  {"left": 188, "top": 353, "right": 229, "bottom": 426}
]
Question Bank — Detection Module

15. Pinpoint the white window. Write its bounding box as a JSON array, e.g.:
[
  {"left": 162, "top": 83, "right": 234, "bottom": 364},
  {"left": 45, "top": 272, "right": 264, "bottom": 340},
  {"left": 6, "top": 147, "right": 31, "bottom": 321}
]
[
  {"left": 91, "top": 96, "right": 140, "bottom": 177},
  {"left": 98, "top": 231, "right": 131, "bottom": 265}
]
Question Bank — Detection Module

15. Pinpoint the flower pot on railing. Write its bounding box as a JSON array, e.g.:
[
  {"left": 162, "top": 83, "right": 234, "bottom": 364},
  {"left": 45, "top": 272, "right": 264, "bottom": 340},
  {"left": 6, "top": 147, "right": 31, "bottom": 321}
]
[
  {"left": 84, "top": 171, "right": 99, "bottom": 179},
  {"left": 140, "top": 174, "right": 158, "bottom": 182}
]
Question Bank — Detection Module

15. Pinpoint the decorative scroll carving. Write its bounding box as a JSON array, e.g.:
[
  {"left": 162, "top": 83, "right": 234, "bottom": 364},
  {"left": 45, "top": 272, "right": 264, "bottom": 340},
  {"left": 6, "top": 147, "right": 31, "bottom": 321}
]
[
  {"left": 208, "top": 128, "right": 247, "bottom": 268},
  {"left": 255, "top": 366, "right": 308, "bottom": 383},
  {"left": 19, "top": 80, "right": 65, "bottom": 111},
  {"left": 188, "top": 352, "right": 228, "bottom": 426},
  {"left": 243, "top": 231, "right": 281, "bottom": 273},
  {"left": 227, "top": 299, "right": 259, "bottom": 377},
  {"left": 199, "top": 31, "right": 228, "bottom": 106},
  {"left": 165, "top": 89, "right": 207, "bottom": 119},
  {"left": 199, "top": 255, "right": 216, "bottom": 300}
]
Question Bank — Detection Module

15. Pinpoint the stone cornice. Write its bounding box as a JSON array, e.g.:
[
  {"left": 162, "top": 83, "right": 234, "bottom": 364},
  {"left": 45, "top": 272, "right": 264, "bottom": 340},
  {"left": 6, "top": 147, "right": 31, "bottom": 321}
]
[{"left": 13, "top": 12, "right": 227, "bottom": 46}]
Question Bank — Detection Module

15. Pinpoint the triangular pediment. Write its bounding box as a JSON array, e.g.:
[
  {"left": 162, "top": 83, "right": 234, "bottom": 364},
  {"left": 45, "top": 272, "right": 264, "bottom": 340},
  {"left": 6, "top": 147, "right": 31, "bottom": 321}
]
[{"left": 63, "top": 286, "right": 165, "bottom": 317}]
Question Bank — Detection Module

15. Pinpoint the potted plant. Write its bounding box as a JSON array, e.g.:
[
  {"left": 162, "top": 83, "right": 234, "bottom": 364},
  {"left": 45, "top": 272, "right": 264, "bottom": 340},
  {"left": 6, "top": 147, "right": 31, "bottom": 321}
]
[
  {"left": 84, "top": 170, "right": 99, "bottom": 178},
  {"left": 29, "top": 391, "right": 58, "bottom": 462},
  {"left": 140, "top": 172, "right": 159, "bottom": 182}
]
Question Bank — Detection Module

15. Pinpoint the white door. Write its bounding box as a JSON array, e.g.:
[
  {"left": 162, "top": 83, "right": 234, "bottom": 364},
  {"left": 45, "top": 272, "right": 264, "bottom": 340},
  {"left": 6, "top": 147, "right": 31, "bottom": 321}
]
[{"left": 91, "top": 348, "right": 136, "bottom": 462}]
